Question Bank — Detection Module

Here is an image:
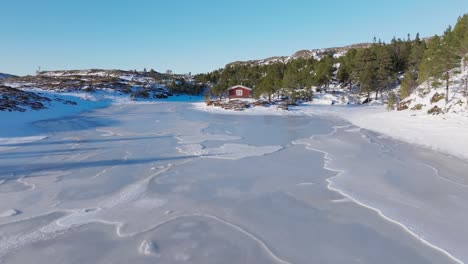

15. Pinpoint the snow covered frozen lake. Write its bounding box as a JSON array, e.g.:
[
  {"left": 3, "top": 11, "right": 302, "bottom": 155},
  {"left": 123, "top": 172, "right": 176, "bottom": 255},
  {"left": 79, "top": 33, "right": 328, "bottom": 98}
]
[{"left": 1, "top": 101, "right": 467, "bottom": 264}]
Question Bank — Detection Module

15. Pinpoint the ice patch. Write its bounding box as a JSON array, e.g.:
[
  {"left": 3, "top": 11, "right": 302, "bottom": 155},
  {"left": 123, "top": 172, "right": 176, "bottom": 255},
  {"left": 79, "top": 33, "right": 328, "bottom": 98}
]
[
  {"left": 133, "top": 198, "right": 167, "bottom": 209},
  {"left": 331, "top": 198, "right": 351, "bottom": 203},
  {"left": 96, "top": 128, "right": 122, "bottom": 137},
  {"left": 0, "top": 209, "right": 20, "bottom": 218},
  {"left": 177, "top": 143, "right": 283, "bottom": 160},
  {"left": 175, "top": 133, "right": 241, "bottom": 144},
  {"left": 293, "top": 127, "right": 466, "bottom": 264},
  {"left": 174, "top": 252, "right": 191, "bottom": 261},
  {"left": 296, "top": 182, "right": 316, "bottom": 186},
  {"left": 0, "top": 136, "right": 47, "bottom": 151}
]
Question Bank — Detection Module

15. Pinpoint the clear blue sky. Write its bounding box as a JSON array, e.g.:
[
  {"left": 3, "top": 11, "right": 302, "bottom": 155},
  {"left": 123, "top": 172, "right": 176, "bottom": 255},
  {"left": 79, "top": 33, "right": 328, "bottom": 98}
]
[{"left": 1, "top": 0, "right": 466, "bottom": 76}]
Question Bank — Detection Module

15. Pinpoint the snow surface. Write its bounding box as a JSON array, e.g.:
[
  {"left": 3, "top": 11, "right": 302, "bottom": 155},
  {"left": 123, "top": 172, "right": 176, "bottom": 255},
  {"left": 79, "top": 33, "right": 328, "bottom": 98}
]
[
  {"left": 0, "top": 88, "right": 203, "bottom": 138},
  {"left": 313, "top": 105, "right": 468, "bottom": 161},
  {"left": 0, "top": 90, "right": 110, "bottom": 137},
  {"left": 0, "top": 136, "right": 48, "bottom": 151},
  {"left": 0, "top": 99, "right": 466, "bottom": 263},
  {"left": 1, "top": 82, "right": 467, "bottom": 263},
  {"left": 194, "top": 102, "right": 468, "bottom": 161}
]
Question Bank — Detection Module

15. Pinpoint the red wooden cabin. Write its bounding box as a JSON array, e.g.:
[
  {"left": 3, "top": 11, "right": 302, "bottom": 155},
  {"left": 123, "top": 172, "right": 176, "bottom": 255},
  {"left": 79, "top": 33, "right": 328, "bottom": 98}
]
[{"left": 228, "top": 85, "right": 252, "bottom": 99}]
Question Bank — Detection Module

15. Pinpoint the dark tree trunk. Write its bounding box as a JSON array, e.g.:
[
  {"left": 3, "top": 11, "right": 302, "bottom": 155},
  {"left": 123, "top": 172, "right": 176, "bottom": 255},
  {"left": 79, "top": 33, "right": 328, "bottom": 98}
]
[
  {"left": 465, "top": 77, "right": 468, "bottom": 95},
  {"left": 465, "top": 77, "right": 468, "bottom": 109},
  {"left": 446, "top": 73, "right": 449, "bottom": 105}
]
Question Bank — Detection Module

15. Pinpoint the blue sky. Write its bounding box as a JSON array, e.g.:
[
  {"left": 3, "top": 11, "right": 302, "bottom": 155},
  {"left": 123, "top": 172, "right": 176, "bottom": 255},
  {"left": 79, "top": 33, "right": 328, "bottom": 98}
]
[{"left": 1, "top": 0, "right": 466, "bottom": 76}]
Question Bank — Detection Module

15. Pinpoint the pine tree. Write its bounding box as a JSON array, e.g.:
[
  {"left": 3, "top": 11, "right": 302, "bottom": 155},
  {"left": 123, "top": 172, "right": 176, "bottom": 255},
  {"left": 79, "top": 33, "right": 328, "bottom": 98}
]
[
  {"left": 438, "top": 26, "right": 462, "bottom": 104},
  {"left": 375, "top": 44, "right": 395, "bottom": 99},
  {"left": 256, "top": 64, "right": 284, "bottom": 102},
  {"left": 314, "top": 55, "right": 335, "bottom": 92},
  {"left": 387, "top": 92, "right": 396, "bottom": 110},
  {"left": 354, "top": 48, "right": 378, "bottom": 101},
  {"left": 399, "top": 71, "right": 418, "bottom": 98},
  {"left": 282, "top": 60, "right": 302, "bottom": 98},
  {"left": 418, "top": 35, "right": 442, "bottom": 89},
  {"left": 450, "top": 14, "right": 468, "bottom": 57},
  {"left": 337, "top": 49, "right": 357, "bottom": 91},
  {"left": 408, "top": 33, "right": 426, "bottom": 72}
]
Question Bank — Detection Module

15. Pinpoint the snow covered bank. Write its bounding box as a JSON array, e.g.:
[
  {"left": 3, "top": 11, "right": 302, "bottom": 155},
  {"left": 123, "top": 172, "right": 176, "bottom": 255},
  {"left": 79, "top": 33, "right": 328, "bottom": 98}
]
[
  {"left": 192, "top": 102, "right": 288, "bottom": 116},
  {"left": 0, "top": 90, "right": 110, "bottom": 137},
  {"left": 193, "top": 102, "right": 468, "bottom": 161},
  {"left": 302, "top": 105, "right": 468, "bottom": 161}
]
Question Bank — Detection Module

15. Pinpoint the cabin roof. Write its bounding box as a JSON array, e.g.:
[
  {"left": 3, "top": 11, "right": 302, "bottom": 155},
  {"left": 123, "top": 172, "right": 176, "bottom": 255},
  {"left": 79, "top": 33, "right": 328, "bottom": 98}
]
[{"left": 228, "top": 85, "right": 252, "bottom": 91}]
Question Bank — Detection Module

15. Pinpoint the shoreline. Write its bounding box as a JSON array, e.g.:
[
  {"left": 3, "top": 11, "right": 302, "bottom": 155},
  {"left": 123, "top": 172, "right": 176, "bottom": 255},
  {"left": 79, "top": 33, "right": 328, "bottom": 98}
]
[{"left": 192, "top": 102, "right": 468, "bottom": 162}]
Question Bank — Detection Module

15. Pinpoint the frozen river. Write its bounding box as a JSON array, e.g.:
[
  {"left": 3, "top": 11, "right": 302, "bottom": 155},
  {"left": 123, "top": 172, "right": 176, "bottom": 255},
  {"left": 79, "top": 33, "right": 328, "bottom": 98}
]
[{"left": 0, "top": 102, "right": 467, "bottom": 264}]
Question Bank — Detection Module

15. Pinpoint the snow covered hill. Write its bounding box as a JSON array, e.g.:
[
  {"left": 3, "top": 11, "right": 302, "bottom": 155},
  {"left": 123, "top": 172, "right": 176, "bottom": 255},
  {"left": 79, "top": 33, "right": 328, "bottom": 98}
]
[
  {"left": 0, "top": 69, "right": 203, "bottom": 112},
  {"left": 227, "top": 43, "right": 371, "bottom": 67},
  {"left": 0, "top": 73, "right": 17, "bottom": 79}
]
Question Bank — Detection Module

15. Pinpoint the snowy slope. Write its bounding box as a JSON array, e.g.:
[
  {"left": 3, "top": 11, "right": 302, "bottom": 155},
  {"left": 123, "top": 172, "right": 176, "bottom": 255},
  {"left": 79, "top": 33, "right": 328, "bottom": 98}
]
[
  {"left": 398, "top": 64, "right": 468, "bottom": 117},
  {"left": 0, "top": 90, "right": 110, "bottom": 137},
  {"left": 307, "top": 105, "right": 468, "bottom": 161}
]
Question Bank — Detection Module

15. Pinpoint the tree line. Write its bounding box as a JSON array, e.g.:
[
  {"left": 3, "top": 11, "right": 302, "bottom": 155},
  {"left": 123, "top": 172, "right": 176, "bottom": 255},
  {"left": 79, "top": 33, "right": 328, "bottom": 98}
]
[{"left": 196, "top": 14, "right": 467, "bottom": 103}]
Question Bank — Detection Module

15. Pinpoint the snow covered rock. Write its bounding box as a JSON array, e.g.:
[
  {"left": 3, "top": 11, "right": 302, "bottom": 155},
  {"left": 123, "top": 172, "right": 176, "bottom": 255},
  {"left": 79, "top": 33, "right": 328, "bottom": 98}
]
[
  {"left": 139, "top": 240, "right": 159, "bottom": 256},
  {"left": 0, "top": 209, "right": 21, "bottom": 218}
]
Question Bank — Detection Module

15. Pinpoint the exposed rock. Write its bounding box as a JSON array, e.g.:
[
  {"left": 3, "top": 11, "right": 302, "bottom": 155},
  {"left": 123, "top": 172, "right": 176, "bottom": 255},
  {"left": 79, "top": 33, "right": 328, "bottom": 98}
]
[
  {"left": 427, "top": 105, "right": 444, "bottom": 115},
  {"left": 0, "top": 86, "right": 51, "bottom": 112},
  {"left": 278, "top": 103, "right": 289, "bottom": 110},
  {"left": 207, "top": 100, "right": 251, "bottom": 111},
  {"left": 252, "top": 100, "right": 270, "bottom": 107},
  {"left": 221, "top": 100, "right": 250, "bottom": 111},
  {"left": 411, "top": 104, "right": 424, "bottom": 110},
  {"left": 430, "top": 92, "right": 445, "bottom": 104},
  {"left": 0, "top": 73, "right": 17, "bottom": 79},
  {"left": 55, "top": 97, "right": 77, "bottom": 105},
  {"left": 0, "top": 69, "right": 195, "bottom": 100},
  {"left": 397, "top": 99, "right": 412, "bottom": 111}
]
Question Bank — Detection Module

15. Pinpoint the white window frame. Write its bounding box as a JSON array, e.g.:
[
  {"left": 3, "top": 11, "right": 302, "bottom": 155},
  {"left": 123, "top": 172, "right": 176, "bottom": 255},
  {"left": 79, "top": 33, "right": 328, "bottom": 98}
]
[{"left": 236, "top": 89, "right": 243, "bottom": 96}]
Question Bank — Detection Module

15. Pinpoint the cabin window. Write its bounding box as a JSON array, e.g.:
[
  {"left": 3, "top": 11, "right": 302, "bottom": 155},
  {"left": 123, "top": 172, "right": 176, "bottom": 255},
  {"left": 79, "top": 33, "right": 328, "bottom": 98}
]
[{"left": 236, "top": 89, "right": 243, "bottom": 96}]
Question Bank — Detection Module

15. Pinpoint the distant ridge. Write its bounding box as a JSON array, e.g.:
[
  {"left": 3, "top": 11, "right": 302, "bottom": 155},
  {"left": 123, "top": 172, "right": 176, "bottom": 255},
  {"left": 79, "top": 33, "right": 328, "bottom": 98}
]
[
  {"left": 227, "top": 43, "right": 372, "bottom": 67},
  {"left": 0, "top": 73, "right": 17, "bottom": 79}
]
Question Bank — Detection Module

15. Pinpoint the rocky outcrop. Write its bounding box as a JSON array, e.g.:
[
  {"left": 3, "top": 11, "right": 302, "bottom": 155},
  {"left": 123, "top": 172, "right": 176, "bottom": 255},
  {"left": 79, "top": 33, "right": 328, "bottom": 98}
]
[{"left": 0, "top": 86, "right": 51, "bottom": 112}]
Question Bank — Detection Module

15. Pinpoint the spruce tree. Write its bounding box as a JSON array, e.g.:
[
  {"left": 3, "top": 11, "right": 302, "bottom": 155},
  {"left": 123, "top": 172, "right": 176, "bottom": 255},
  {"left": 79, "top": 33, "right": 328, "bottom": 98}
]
[
  {"left": 314, "top": 55, "right": 335, "bottom": 92},
  {"left": 337, "top": 49, "right": 357, "bottom": 91},
  {"left": 418, "top": 35, "right": 442, "bottom": 89},
  {"left": 408, "top": 33, "right": 426, "bottom": 72},
  {"left": 400, "top": 71, "right": 418, "bottom": 98},
  {"left": 375, "top": 44, "right": 395, "bottom": 99},
  {"left": 354, "top": 48, "right": 378, "bottom": 101}
]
